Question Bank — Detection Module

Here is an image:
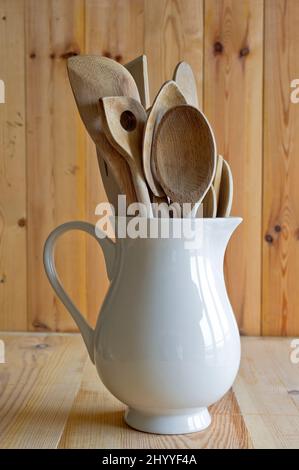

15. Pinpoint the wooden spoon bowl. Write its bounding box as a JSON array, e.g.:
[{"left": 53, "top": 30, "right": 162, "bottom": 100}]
[
  {"left": 152, "top": 105, "right": 216, "bottom": 205},
  {"left": 142, "top": 80, "right": 186, "bottom": 197}
]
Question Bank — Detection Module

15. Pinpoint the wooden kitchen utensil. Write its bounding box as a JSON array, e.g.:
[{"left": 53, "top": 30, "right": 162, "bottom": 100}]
[
  {"left": 143, "top": 80, "right": 187, "bottom": 197},
  {"left": 202, "top": 185, "right": 217, "bottom": 218},
  {"left": 213, "top": 154, "right": 224, "bottom": 207},
  {"left": 152, "top": 104, "right": 216, "bottom": 209},
  {"left": 96, "top": 148, "right": 132, "bottom": 209},
  {"left": 173, "top": 61, "right": 199, "bottom": 108},
  {"left": 217, "top": 158, "right": 233, "bottom": 217},
  {"left": 99, "top": 96, "right": 153, "bottom": 217},
  {"left": 125, "top": 55, "right": 150, "bottom": 109},
  {"left": 67, "top": 55, "right": 140, "bottom": 207}
]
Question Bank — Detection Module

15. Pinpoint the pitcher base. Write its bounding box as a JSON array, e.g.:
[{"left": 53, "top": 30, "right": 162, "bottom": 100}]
[{"left": 124, "top": 407, "right": 211, "bottom": 434}]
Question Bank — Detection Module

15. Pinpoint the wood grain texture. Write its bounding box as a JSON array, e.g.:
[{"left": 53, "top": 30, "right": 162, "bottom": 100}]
[
  {"left": 144, "top": 0, "right": 203, "bottom": 106},
  {"left": 2, "top": 334, "right": 298, "bottom": 449},
  {"left": 1, "top": 0, "right": 299, "bottom": 335},
  {"left": 58, "top": 359, "right": 251, "bottom": 449},
  {"left": 84, "top": 0, "right": 146, "bottom": 323},
  {"left": 0, "top": 333, "right": 299, "bottom": 449},
  {"left": 217, "top": 158, "right": 233, "bottom": 217},
  {"left": 173, "top": 61, "right": 199, "bottom": 108},
  {"left": 100, "top": 97, "right": 147, "bottom": 163},
  {"left": 85, "top": 0, "right": 145, "bottom": 64},
  {"left": 213, "top": 154, "right": 224, "bottom": 206},
  {"left": 26, "top": 0, "right": 87, "bottom": 332},
  {"left": 85, "top": 0, "right": 144, "bottom": 324},
  {"left": 67, "top": 55, "right": 138, "bottom": 207},
  {"left": 125, "top": 55, "right": 151, "bottom": 109},
  {"left": 0, "top": 334, "right": 87, "bottom": 448},
  {"left": 203, "top": 185, "right": 217, "bottom": 218},
  {"left": 204, "top": 0, "right": 264, "bottom": 335},
  {"left": 152, "top": 105, "right": 216, "bottom": 204},
  {"left": 262, "top": 0, "right": 299, "bottom": 336},
  {"left": 0, "top": 0, "right": 27, "bottom": 330},
  {"left": 99, "top": 96, "right": 151, "bottom": 213},
  {"left": 143, "top": 80, "right": 186, "bottom": 197},
  {"left": 234, "top": 337, "right": 299, "bottom": 449}
]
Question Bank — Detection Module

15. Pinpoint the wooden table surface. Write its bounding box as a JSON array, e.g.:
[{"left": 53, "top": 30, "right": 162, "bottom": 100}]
[{"left": 0, "top": 334, "right": 298, "bottom": 449}]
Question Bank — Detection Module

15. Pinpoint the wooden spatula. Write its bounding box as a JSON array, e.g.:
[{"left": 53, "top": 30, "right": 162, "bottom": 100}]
[
  {"left": 125, "top": 55, "right": 150, "bottom": 110},
  {"left": 152, "top": 104, "right": 216, "bottom": 211},
  {"left": 67, "top": 55, "right": 140, "bottom": 207},
  {"left": 173, "top": 61, "right": 199, "bottom": 108},
  {"left": 99, "top": 96, "right": 153, "bottom": 217},
  {"left": 143, "top": 81, "right": 186, "bottom": 197},
  {"left": 217, "top": 159, "right": 233, "bottom": 217}
]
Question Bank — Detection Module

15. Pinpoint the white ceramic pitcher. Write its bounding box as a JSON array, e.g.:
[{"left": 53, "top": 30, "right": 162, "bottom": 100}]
[{"left": 44, "top": 217, "right": 242, "bottom": 434}]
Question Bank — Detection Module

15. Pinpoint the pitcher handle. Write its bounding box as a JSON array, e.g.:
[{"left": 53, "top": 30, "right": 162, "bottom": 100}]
[{"left": 43, "top": 221, "right": 115, "bottom": 363}]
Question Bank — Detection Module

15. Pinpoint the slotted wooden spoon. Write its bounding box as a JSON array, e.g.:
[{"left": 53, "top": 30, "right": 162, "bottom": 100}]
[
  {"left": 152, "top": 104, "right": 216, "bottom": 214},
  {"left": 99, "top": 96, "right": 153, "bottom": 217}
]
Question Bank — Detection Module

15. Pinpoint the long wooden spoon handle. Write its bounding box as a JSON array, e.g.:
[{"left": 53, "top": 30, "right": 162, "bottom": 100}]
[
  {"left": 213, "top": 154, "right": 224, "bottom": 207},
  {"left": 96, "top": 147, "right": 137, "bottom": 210},
  {"left": 130, "top": 167, "right": 153, "bottom": 218},
  {"left": 202, "top": 184, "right": 217, "bottom": 218}
]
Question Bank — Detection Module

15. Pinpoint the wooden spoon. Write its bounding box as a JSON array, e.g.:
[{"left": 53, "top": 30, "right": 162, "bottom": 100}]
[
  {"left": 213, "top": 154, "right": 224, "bottom": 207},
  {"left": 125, "top": 55, "right": 150, "bottom": 109},
  {"left": 217, "top": 159, "right": 233, "bottom": 217},
  {"left": 143, "top": 80, "right": 187, "bottom": 197},
  {"left": 152, "top": 104, "right": 216, "bottom": 210},
  {"left": 173, "top": 61, "right": 199, "bottom": 108},
  {"left": 67, "top": 55, "right": 140, "bottom": 207},
  {"left": 99, "top": 96, "right": 153, "bottom": 217},
  {"left": 202, "top": 185, "right": 217, "bottom": 218}
]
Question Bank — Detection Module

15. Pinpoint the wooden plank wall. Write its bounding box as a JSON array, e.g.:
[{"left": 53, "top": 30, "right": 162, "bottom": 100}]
[
  {"left": 0, "top": 0, "right": 27, "bottom": 330},
  {"left": 26, "top": 0, "right": 87, "bottom": 331},
  {"left": 263, "top": 0, "right": 299, "bottom": 335},
  {"left": 0, "top": 0, "right": 298, "bottom": 336},
  {"left": 204, "top": 0, "right": 263, "bottom": 335}
]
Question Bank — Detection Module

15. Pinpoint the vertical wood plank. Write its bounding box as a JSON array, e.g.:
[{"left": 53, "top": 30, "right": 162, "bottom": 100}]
[
  {"left": 263, "top": 0, "right": 299, "bottom": 335},
  {"left": 204, "top": 0, "right": 264, "bottom": 335},
  {"left": 86, "top": 0, "right": 145, "bottom": 63},
  {"left": 144, "top": 0, "right": 203, "bottom": 106},
  {"left": 0, "top": 0, "right": 27, "bottom": 330},
  {"left": 26, "top": 0, "right": 87, "bottom": 331},
  {"left": 84, "top": 0, "right": 146, "bottom": 325}
]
